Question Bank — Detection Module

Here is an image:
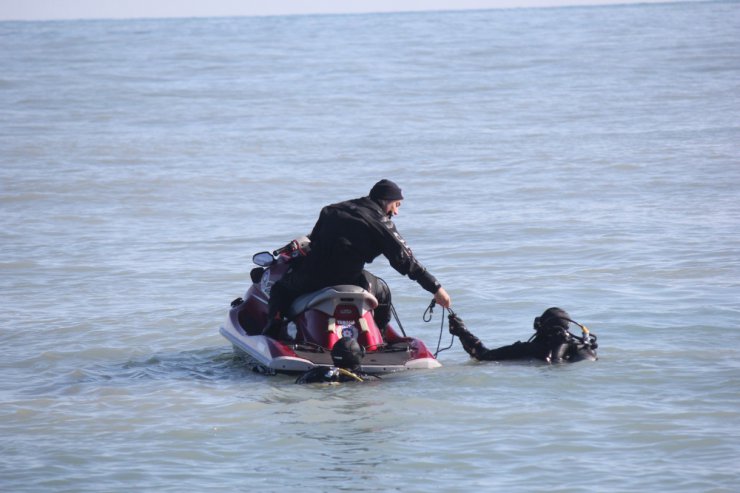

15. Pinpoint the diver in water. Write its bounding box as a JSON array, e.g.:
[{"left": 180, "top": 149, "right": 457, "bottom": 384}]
[
  {"left": 295, "top": 337, "right": 373, "bottom": 384},
  {"left": 448, "top": 307, "right": 598, "bottom": 363}
]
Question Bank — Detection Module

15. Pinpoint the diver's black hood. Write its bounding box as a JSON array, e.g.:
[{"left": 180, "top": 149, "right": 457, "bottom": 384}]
[{"left": 534, "top": 307, "right": 571, "bottom": 331}]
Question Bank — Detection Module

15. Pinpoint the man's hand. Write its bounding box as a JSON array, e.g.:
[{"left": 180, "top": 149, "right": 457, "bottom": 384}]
[{"left": 434, "top": 287, "right": 451, "bottom": 308}]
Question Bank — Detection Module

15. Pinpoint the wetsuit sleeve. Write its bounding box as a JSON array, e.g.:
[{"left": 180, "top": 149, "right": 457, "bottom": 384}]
[
  {"left": 478, "top": 341, "right": 537, "bottom": 360},
  {"left": 450, "top": 314, "right": 537, "bottom": 361},
  {"left": 380, "top": 219, "right": 441, "bottom": 293},
  {"left": 462, "top": 336, "right": 540, "bottom": 361}
]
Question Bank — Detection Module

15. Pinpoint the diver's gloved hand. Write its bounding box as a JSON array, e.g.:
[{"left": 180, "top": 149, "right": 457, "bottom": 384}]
[{"left": 448, "top": 313, "right": 466, "bottom": 336}]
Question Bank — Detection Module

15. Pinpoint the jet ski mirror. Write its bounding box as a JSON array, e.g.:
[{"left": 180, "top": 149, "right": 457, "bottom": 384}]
[{"left": 252, "top": 251, "right": 275, "bottom": 267}]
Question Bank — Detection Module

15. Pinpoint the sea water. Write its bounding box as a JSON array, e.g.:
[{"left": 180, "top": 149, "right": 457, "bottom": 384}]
[{"left": 1, "top": 1, "right": 739, "bottom": 491}]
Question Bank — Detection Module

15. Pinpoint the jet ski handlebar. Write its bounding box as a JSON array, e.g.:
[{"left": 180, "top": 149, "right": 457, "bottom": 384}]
[{"left": 272, "top": 236, "right": 312, "bottom": 257}]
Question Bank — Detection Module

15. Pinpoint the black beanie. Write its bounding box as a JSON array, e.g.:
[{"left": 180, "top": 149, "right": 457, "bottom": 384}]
[{"left": 369, "top": 179, "right": 404, "bottom": 201}]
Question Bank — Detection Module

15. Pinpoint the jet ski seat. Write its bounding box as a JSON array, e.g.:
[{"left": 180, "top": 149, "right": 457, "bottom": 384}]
[{"left": 288, "top": 285, "right": 378, "bottom": 319}]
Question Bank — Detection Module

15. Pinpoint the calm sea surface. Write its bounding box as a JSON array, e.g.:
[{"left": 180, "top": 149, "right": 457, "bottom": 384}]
[{"left": 1, "top": 1, "right": 739, "bottom": 491}]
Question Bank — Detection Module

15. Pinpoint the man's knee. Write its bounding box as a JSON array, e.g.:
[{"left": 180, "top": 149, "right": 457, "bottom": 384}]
[
  {"left": 360, "top": 271, "right": 392, "bottom": 329},
  {"left": 269, "top": 281, "right": 297, "bottom": 317},
  {"left": 361, "top": 271, "right": 390, "bottom": 303}
]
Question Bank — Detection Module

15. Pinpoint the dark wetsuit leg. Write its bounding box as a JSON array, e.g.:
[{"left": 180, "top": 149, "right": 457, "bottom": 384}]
[
  {"left": 267, "top": 265, "right": 321, "bottom": 320},
  {"left": 358, "top": 270, "right": 392, "bottom": 329}
]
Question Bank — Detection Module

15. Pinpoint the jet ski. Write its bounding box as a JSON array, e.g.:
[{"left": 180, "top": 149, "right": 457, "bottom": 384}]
[{"left": 220, "top": 237, "right": 442, "bottom": 375}]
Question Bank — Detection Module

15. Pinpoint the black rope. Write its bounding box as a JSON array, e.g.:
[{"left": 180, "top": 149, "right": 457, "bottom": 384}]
[
  {"left": 373, "top": 276, "right": 458, "bottom": 355},
  {"left": 374, "top": 275, "right": 408, "bottom": 337},
  {"left": 424, "top": 300, "right": 456, "bottom": 357},
  {"left": 390, "top": 302, "right": 407, "bottom": 337}
]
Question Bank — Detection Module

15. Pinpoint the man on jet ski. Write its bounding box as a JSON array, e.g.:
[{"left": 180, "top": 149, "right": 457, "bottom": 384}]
[
  {"left": 295, "top": 337, "right": 370, "bottom": 384},
  {"left": 448, "top": 307, "right": 598, "bottom": 363},
  {"left": 264, "top": 179, "right": 451, "bottom": 337}
]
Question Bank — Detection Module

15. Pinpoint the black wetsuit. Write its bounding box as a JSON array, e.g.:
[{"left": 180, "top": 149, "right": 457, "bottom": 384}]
[
  {"left": 269, "top": 196, "right": 440, "bottom": 327},
  {"left": 449, "top": 314, "right": 598, "bottom": 363},
  {"left": 295, "top": 366, "right": 368, "bottom": 384}
]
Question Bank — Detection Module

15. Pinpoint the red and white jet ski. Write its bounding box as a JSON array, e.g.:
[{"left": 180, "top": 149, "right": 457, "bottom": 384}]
[{"left": 220, "top": 238, "right": 441, "bottom": 375}]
